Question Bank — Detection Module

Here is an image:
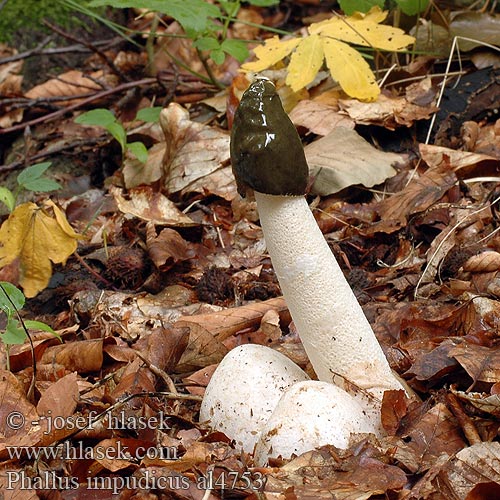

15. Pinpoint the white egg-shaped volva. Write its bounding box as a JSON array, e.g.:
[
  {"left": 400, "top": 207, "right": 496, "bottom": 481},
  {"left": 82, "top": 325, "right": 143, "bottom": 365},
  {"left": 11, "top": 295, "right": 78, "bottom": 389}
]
[
  {"left": 199, "top": 344, "right": 309, "bottom": 453},
  {"left": 254, "top": 380, "right": 378, "bottom": 466}
]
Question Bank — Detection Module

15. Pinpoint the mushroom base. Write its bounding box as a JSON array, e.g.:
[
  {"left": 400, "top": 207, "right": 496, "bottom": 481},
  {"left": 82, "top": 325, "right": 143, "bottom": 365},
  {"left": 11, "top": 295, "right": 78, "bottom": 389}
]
[{"left": 200, "top": 344, "right": 380, "bottom": 466}]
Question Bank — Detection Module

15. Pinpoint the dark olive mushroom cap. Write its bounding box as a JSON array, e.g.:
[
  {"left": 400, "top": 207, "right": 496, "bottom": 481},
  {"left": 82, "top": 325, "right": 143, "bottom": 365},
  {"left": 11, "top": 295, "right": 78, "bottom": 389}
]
[{"left": 230, "top": 79, "right": 309, "bottom": 197}]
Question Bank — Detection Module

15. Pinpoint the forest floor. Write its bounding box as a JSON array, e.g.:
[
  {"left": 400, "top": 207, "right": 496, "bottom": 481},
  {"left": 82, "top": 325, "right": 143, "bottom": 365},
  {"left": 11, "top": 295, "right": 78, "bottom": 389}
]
[{"left": 1, "top": 1, "right": 500, "bottom": 499}]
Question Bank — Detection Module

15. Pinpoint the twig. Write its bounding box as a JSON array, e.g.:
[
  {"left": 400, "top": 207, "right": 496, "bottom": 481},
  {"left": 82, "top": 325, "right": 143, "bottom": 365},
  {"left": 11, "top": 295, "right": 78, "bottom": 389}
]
[
  {"left": 134, "top": 351, "right": 179, "bottom": 396},
  {"left": 73, "top": 252, "right": 115, "bottom": 288},
  {"left": 55, "top": 390, "right": 202, "bottom": 443},
  {"left": 0, "top": 38, "right": 123, "bottom": 65},
  {"left": 196, "top": 48, "right": 224, "bottom": 90},
  {"left": 134, "top": 350, "right": 181, "bottom": 415},
  {"left": 0, "top": 137, "right": 103, "bottom": 173},
  {"left": 0, "top": 77, "right": 157, "bottom": 136},
  {"left": 2, "top": 92, "right": 108, "bottom": 108},
  {"left": 145, "top": 14, "right": 160, "bottom": 76},
  {"left": 425, "top": 36, "right": 500, "bottom": 144},
  {"left": 414, "top": 192, "right": 500, "bottom": 299},
  {"left": 43, "top": 20, "right": 129, "bottom": 82}
]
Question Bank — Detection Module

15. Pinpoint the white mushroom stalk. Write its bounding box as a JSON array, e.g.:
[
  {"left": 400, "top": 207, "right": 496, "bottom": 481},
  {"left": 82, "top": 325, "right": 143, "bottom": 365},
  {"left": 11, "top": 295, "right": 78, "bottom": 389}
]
[
  {"left": 254, "top": 191, "right": 403, "bottom": 401},
  {"left": 200, "top": 78, "right": 407, "bottom": 463}
]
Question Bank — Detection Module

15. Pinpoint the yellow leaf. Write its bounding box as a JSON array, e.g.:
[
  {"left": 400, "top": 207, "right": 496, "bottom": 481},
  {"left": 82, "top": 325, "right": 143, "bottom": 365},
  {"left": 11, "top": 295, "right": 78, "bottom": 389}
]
[
  {"left": 0, "top": 201, "right": 80, "bottom": 297},
  {"left": 309, "top": 7, "right": 415, "bottom": 51},
  {"left": 241, "top": 36, "right": 301, "bottom": 73},
  {"left": 239, "top": 5, "right": 413, "bottom": 99},
  {"left": 351, "top": 5, "right": 388, "bottom": 23},
  {"left": 286, "top": 34, "right": 324, "bottom": 92},
  {"left": 323, "top": 38, "right": 379, "bottom": 101}
]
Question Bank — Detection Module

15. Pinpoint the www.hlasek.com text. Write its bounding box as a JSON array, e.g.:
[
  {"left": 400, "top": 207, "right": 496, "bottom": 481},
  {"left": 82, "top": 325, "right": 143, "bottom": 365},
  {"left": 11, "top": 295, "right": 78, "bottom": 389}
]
[{"left": 7, "top": 440, "right": 178, "bottom": 461}]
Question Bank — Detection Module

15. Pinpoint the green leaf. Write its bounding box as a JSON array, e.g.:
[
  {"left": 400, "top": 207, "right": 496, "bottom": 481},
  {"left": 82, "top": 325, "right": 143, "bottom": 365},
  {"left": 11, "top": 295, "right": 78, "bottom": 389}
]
[
  {"left": 0, "top": 282, "right": 25, "bottom": 316},
  {"left": 127, "top": 142, "right": 149, "bottom": 164},
  {"left": 136, "top": 107, "right": 162, "bottom": 123},
  {"left": 395, "top": 0, "right": 429, "bottom": 15},
  {"left": 106, "top": 122, "right": 127, "bottom": 152},
  {"left": 338, "top": 0, "right": 384, "bottom": 15},
  {"left": 219, "top": 1, "right": 239, "bottom": 17},
  {"left": 21, "top": 178, "right": 62, "bottom": 193},
  {"left": 17, "top": 162, "right": 61, "bottom": 193},
  {"left": 17, "top": 162, "right": 52, "bottom": 186},
  {"left": 75, "top": 108, "right": 116, "bottom": 127},
  {"left": 210, "top": 48, "right": 225, "bottom": 65},
  {"left": 0, "top": 187, "right": 15, "bottom": 212},
  {"left": 194, "top": 36, "right": 220, "bottom": 51},
  {"left": 24, "top": 319, "right": 61, "bottom": 341},
  {"left": 23, "top": 319, "right": 55, "bottom": 333},
  {"left": 2, "top": 318, "right": 27, "bottom": 345},
  {"left": 221, "top": 38, "right": 248, "bottom": 62},
  {"left": 89, "top": 0, "right": 221, "bottom": 33}
]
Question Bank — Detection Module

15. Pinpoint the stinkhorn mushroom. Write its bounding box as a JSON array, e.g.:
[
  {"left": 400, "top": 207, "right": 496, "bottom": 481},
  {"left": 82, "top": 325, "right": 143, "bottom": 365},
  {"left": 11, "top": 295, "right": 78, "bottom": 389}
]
[
  {"left": 200, "top": 344, "right": 309, "bottom": 453},
  {"left": 254, "top": 380, "right": 378, "bottom": 465},
  {"left": 200, "top": 78, "right": 406, "bottom": 463}
]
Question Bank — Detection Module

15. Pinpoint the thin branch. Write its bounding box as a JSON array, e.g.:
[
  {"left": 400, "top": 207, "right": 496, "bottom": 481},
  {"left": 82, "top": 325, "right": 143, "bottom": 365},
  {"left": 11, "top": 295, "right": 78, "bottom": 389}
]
[
  {"left": 0, "top": 77, "right": 157, "bottom": 136},
  {"left": 43, "top": 20, "right": 129, "bottom": 81},
  {"left": 0, "top": 38, "right": 123, "bottom": 65},
  {"left": 0, "top": 137, "right": 103, "bottom": 173}
]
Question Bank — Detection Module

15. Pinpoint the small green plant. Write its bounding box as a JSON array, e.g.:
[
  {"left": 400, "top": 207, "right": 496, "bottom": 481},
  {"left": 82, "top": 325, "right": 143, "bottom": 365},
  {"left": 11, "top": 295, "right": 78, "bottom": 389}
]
[
  {"left": 88, "top": 0, "right": 279, "bottom": 65},
  {"left": 0, "top": 162, "right": 62, "bottom": 213},
  {"left": 75, "top": 108, "right": 162, "bottom": 163},
  {"left": 0, "top": 282, "right": 59, "bottom": 346},
  {"left": 0, "top": 282, "right": 61, "bottom": 373},
  {"left": 135, "top": 106, "right": 162, "bottom": 123}
]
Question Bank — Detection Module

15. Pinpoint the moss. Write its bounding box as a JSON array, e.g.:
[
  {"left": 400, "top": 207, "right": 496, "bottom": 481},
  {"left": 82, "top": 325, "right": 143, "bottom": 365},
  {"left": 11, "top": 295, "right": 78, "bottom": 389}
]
[{"left": 0, "top": 0, "right": 91, "bottom": 44}]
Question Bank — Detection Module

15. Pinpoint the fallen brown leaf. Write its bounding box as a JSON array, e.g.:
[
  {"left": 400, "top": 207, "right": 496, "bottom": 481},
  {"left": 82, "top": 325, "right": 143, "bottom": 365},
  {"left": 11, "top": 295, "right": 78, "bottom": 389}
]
[
  {"left": 375, "top": 167, "right": 457, "bottom": 229},
  {"left": 449, "top": 342, "right": 500, "bottom": 385},
  {"left": 25, "top": 70, "right": 117, "bottom": 103},
  {"left": 419, "top": 143, "right": 500, "bottom": 177},
  {"left": 407, "top": 340, "right": 460, "bottom": 382},
  {"left": 160, "top": 103, "right": 236, "bottom": 200},
  {"left": 0, "top": 370, "right": 43, "bottom": 460},
  {"left": 289, "top": 99, "right": 354, "bottom": 135},
  {"left": 265, "top": 441, "right": 407, "bottom": 499},
  {"left": 305, "top": 127, "right": 404, "bottom": 196},
  {"left": 146, "top": 223, "right": 195, "bottom": 269},
  {"left": 40, "top": 339, "right": 103, "bottom": 373},
  {"left": 111, "top": 185, "right": 194, "bottom": 226},
  {"left": 442, "top": 442, "right": 500, "bottom": 499},
  {"left": 122, "top": 142, "right": 165, "bottom": 188},
  {"left": 175, "top": 322, "right": 228, "bottom": 373},
  {"left": 175, "top": 296, "right": 287, "bottom": 343},
  {"left": 340, "top": 92, "right": 437, "bottom": 129},
  {"left": 36, "top": 371, "right": 79, "bottom": 418},
  {"left": 463, "top": 251, "right": 500, "bottom": 273},
  {"left": 391, "top": 402, "right": 466, "bottom": 473},
  {"left": 452, "top": 388, "right": 500, "bottom": 417}
]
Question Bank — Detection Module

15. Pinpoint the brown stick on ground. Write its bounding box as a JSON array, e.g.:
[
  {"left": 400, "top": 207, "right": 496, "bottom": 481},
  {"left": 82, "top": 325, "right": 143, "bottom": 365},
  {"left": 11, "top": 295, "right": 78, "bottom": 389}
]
[{"left": 175, "top": 296, "right": 289, "bottom": 342}]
